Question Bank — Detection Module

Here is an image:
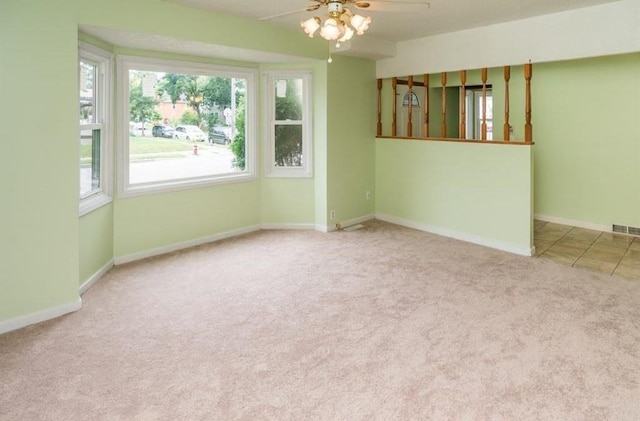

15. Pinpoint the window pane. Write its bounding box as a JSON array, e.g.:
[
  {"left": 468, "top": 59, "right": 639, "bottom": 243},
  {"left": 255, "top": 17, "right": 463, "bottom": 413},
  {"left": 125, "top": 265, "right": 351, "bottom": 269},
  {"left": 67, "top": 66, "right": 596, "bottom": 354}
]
[
  {"left": 80, "top": 61, "right": 95, "bottom": 124},
  {"left": 128, "top": 70, "right": 247, "bottom": 185},
  {"left": 274, "top": 124, "right": 303, "bottom": 167},
  {"left": 275, "top": 78, "right": 303, "bottom": 121},
  {"left": 80, "top": 129, "right": 100, "bottom": 196}
]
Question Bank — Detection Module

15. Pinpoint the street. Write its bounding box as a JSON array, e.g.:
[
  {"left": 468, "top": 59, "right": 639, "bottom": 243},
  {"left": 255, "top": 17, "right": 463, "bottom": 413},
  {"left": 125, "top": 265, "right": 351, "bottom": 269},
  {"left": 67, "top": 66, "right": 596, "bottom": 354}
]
[{"left": 81, "top": 144, "right": 238, "bottom": 192}]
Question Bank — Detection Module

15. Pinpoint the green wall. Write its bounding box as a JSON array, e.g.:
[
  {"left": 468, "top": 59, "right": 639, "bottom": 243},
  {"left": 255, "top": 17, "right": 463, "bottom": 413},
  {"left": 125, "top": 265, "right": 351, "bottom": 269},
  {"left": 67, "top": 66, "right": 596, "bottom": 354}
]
[
  {"left": 375, "top": 139, "right": 533, "bottom": 254},
  {"left": 260, "top": 178, "right": 316, "bottom": 226},
  {"left": 79, "top": 204, "right": 114, "bottom": 285},
  {"left": 533, "top": 54, "right": 640, "bottom": 227},
  {"left": 313, "top": 64, "right": 330, "bottom": 230},
  {"left": 77, "top": 1, "right": 326, "bottom": 60},
  {"left": 1, "top": 2, "right": 80, "bottom": 321},
  {"left": 113, "top": 183, "right": 261, "bottom": 258},
  {"left": 326, "top": 56, "right": 376, "bottom": 228}
]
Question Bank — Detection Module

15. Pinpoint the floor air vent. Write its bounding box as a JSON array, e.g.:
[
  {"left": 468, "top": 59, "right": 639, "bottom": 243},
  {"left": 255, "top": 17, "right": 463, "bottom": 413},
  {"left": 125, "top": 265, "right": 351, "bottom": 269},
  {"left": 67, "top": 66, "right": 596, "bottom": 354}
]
[
  {"left": 612, "top": 224, "right": 628, "bottom": 234},
  {"left": 612, "top": 224, "right": 640, "bottom": 237},
  {"left": 628, "top": 226, "right": 640, "bottom": 236}
]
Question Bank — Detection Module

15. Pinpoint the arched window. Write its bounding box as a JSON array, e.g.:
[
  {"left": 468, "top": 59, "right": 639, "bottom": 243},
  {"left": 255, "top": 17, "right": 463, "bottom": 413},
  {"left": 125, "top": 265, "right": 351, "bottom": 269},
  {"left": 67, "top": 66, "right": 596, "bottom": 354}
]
[{"left": 402, "top": 91, "right": 419, "bottom": 107}]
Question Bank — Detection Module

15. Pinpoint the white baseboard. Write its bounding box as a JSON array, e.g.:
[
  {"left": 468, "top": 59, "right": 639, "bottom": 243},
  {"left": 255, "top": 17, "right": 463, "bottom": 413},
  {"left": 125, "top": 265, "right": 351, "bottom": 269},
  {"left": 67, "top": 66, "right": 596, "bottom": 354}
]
[
  {"left": 0, "top": 298, "right": 82, "bottom": 336},
  {"left": 376, "top": 213, "right": 534, "bottom": 256},
  {"left": 261, "top": 223, "right": 315, "bottom": 230},
  {"left": 534, "top": 213, "right": 610, "bottom": 233},
  {"left": 315, "top": 214, "right": 375, "bottom": 233},
  {"left": 80, "top": 259, "right": 114, "bottom": 295},
  {"left": 315, "top": 224, "right": 331, "bottom": 233},
  {"left": 340, "top": 214, "right": 375, "bottom": 229},
  {"left": 114, "top": 224, "right": 262, "bottom": 265}
]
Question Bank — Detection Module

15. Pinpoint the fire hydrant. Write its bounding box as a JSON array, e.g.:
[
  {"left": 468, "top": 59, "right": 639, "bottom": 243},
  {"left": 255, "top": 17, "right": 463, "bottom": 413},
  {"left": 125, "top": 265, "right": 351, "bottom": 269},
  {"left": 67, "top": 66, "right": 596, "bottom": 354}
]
[{"left": 193, "top": 143, "right": 198, "bottom": 155}]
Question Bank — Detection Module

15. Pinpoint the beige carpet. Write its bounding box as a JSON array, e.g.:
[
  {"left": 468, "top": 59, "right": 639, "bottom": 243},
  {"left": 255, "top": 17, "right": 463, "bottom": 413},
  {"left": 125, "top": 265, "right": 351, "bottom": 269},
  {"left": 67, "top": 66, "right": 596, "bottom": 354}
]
[{"left": 1, "top": 220, "right": 640, "bottom": 420}]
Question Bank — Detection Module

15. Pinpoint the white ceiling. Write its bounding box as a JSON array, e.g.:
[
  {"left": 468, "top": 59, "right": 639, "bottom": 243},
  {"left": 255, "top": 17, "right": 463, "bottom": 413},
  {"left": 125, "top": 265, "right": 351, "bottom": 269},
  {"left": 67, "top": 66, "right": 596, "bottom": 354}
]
[{"left": 164, "top": 0, "right": 620, "bottom": 42}]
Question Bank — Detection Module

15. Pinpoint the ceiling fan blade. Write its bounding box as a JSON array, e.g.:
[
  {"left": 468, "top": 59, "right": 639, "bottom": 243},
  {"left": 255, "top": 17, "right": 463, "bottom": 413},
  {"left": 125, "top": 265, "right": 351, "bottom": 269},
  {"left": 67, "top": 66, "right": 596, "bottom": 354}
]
[
  {"left": 350, "top": 0, "right": 429, "bottom": 10},
  {"left": 367, "top": 0, "right": 429, "bottom": 5},
  {"left": 259, "top": 7, "right": 315, "bottom": 21}
]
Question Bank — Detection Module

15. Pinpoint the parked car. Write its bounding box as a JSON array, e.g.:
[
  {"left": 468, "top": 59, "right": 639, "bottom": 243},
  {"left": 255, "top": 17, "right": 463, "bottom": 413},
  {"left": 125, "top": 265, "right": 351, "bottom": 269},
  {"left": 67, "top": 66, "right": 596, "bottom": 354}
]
[
  {"left": 129, "top": 122, "right": 152, "bottom": 137},
  {"left": 208, "top": 126, "right": 231, "bottom": 144},
  {"left": 174, "top": 125, "right": 206, "bottom": 141},
  {"left": 152, "top": 124, "right": 175, "bottom": 138}
]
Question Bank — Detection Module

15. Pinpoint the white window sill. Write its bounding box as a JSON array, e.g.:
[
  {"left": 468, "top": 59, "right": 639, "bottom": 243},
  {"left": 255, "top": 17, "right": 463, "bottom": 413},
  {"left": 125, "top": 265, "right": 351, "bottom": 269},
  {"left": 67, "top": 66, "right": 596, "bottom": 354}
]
[
  {"left": 79, "top": 192, "right": 113, "bottom": 217},
  {"left": 119, "top": 172, "right": 257, "bottom": 198},
  {"left": 265, "top": 168, "right": 313, "bottom": 178}
]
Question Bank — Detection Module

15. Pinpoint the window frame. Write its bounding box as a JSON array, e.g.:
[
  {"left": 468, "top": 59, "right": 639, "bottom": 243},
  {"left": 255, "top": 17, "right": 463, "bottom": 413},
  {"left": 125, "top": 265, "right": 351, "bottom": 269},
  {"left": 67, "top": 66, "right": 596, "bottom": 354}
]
[
  {"left": 116, "top": 55, "right": 257, "bottom": 198},
  {"left": 264, "top": 70, "right": 313, "bottom": 178},
  {"left": 79, "top": 42, "right": 113, "bottom": 216},
  {"left": 464, "top": 86, "right": 493, "bottom": 140}
]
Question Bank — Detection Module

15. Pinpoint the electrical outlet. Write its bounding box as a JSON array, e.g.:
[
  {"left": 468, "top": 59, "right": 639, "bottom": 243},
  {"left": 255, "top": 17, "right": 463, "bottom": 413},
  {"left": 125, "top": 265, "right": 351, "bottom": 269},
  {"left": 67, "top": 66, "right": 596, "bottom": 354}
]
[
  {"left": 366, "top": 190, "right": 371, "bottom": 200},
  {"left": 330, "top": 210, "right": 336, "bottom": 220}
]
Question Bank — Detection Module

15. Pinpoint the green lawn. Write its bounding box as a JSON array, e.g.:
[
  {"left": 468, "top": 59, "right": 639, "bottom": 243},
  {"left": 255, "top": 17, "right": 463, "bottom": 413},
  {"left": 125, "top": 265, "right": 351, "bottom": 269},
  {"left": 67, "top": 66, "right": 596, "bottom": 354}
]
[
  {"left": 129, "top": 136, "right": 194, "bottom": 154},
  {"left": 81, "top": 136, "right": 209, "bottom": 161}
]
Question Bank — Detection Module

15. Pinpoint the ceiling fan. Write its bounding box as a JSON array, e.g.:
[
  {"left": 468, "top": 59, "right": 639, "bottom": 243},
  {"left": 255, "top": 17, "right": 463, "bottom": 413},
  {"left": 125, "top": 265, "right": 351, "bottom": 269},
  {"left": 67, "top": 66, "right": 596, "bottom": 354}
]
[
  {"left": 260, "top": 0, "right": 430, "bottom": 21},
  {"left": 260, "top": 0, "right": 429, "bottom": 48}
]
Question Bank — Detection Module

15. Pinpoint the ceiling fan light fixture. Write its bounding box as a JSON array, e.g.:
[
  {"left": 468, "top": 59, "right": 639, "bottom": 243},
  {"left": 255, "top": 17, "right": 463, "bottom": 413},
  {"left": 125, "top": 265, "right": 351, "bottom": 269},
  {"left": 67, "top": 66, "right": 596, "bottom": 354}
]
[
  {"left": 335, "top": 26, "right": 353, "bottom": 48},
  {"left": 350, "top": 14, "right": 371, "bottom": 35},
  {"left": 319, "top": 17, "right": 345, "bottom": 41},
  {"left": 301, "top": 16, "right": 321, "bottom": 37},
  {"left": 298, "top": 0, "right": 372, "bottom": 53},
  {"left": 338, "top": 26, "right": 354, "bottom": 43}
]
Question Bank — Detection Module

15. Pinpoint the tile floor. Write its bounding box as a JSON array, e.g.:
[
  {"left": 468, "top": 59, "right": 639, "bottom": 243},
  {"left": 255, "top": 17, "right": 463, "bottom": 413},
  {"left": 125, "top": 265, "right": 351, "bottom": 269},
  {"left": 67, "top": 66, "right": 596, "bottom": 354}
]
[{"left": 535, "top": 220, "right": 640, "bottom": 281}]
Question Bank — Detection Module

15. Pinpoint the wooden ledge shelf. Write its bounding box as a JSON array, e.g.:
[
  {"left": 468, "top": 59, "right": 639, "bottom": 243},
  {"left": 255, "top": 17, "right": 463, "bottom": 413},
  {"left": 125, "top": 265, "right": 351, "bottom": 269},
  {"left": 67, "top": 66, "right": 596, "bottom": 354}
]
[{"left": 376, "top": 136, "right": 534, "bottom": 146}]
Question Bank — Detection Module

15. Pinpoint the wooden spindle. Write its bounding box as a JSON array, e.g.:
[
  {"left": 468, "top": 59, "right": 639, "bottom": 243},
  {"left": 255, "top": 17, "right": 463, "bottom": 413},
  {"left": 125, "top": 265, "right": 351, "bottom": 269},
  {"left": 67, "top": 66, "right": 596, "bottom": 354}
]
[
  {"left": 423, "top": 74, "right": 429, "bottom": 137},
  {"left": 377, "top": 79, "right": 382, "bottom": 136},
  {"left": 441, "top": 72, "right": 447, "bottom": 138},
  {"left": 524, "top": 63, "right": 533, "bottom": 143},
  {"left": 503, "top": 66, "right": 510, "bottom": 141},
  {"left": 392, "top": 77, "right": 397, "bottom": 137},
  {"left": 460, "top": 70, "right": 467, "bottom": 139},
  {"left": 407, "top": 75, "right": 413, "bottom": 137},
  {"left": 481, "top": 68, "right": 488, "bottom": 140}
]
